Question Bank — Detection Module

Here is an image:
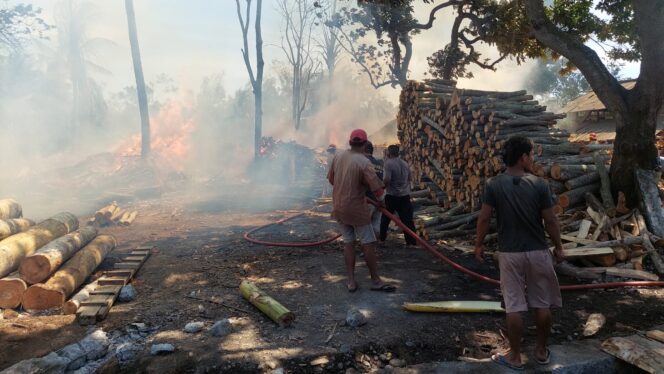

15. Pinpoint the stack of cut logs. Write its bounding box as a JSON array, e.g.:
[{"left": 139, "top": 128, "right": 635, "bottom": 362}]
[
  {"left": 398, "top": 80, "right": 613, "bottom": 236},
  {"left": 398, "top": 79, "right": 664, "bottom": 280},
  {"left": 88, "top": 201, "right": 138, "bottom": 227},
  {"left": 0, "top": 199, "right": 116, "bottom": 311}
]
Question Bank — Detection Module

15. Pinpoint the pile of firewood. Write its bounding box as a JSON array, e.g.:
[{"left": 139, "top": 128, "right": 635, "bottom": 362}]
[
  {"left": 88, "top": 202, "right": 138, "bottom": 227},
  {"left": 0, "top": 199, "right": 117, "bottom": 311},
  {"left": 398, "top": 79, "right": 664, "bottom": 279},
  {"left": 399, "top": 80, "right": 614, "bottom": 237}
]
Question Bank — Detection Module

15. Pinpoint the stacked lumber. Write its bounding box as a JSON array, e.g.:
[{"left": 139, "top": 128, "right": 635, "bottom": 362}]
[
  {"left": 22, "top": 234, "right": 116, "bottom": 311},
  {"left": 398, "top": 80, "right": 664, "bottom": 279},
  {"left": 0, "top": 218, "right": 34, "bottom": 240},
  {"left": 0, "top": 212, "right": 78, "bottom": 278},
  {"left": 398, "top": 80, "right": 616, "bottom": 238},
  {"left": 0, "top": 199, "right": 22, "bottom": 219},
  {"left": 88, "top": 202, "right": 138, "bottom": 227}
]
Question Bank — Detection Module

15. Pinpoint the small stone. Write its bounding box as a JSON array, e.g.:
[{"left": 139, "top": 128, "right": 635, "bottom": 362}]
[
  {"left": 79, "top": 330, "right": 110, "bottom": 361},
  {"left": 338, "top": 363, "right": 344, "bottom": 369},
  {"left": 339, "top": 344, "right": 352, "bottom": 354},
  {"left": 130, "top": 322, "right": 149, "bottom": 332},
  {"left": 345, "top": 368, "right": 359, "bottom": 374},
  {"left": 210, "top": 319, "right": 231, "bottom": 337},
  {"left": 3, "top": 309, "right": 18, "bottom": 319},
  {"left": 118, "top": 285, "right": 137, "bottom": 302},
  {"left": 405, "top": 341, "right": 415, "bottom": 347},
  {"left": 345, "top": 309, "right": 367, "bottom": 328},
  {"left": 116, "top": 343, "right": 141, "bottom": 362},
  {"left": 310, "top": 356, "right": 330, "bottom": 366},
  {"left": 184, "top": 321, "right": 205, "bottom": 333},
  {"left": 150, "top": 343, "right": 175, "bottom": 355},
  {"left": 271, "top": 369, "right": 284, "bottom": 374},
  {"left": 583, "top": 313, "right": 607, "bottom": 337},
  {"left": 197, "top": 304, "right": 205, "bottom": 313},
  {"left": 389, "top": 358, "right": 405, "bottom": 367},
  {"left": 58, "top": 343, "right": 86, "bottom": 371},
  {"left": 384, "top": 364, "right": 394, "bottom": 370}
]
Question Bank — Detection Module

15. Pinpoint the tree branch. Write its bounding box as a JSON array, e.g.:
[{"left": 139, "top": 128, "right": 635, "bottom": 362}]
[
  {"left": 412, "top": 0, "right": 462, "bottom": 30},
  {"left": 524, "top": 0, "right": 627, "bottom": 117}
]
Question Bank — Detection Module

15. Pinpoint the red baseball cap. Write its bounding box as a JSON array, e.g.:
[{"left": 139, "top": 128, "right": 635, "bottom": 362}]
[{"left": 349, "top": 129, "right": 368, "bottom": 143}]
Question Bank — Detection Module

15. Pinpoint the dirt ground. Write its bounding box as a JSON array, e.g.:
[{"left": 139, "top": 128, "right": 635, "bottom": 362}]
[{"left": 2, "top": 184, "right": 664, "bottom": 373}]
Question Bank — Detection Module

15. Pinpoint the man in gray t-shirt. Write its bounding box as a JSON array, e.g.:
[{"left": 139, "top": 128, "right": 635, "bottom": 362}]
[
  {"left": 475, "top": 136, "right": 564, "bottom": 371},
  {"left": 379, "top": 145, "right": 417, "bottom": 245}
]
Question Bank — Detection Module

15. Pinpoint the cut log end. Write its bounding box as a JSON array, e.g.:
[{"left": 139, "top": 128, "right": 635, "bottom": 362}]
[
  {"left": 22, "top": 284, "right": 66, "bottom": 311},
  {"left": 0, "top": 277, "right": 27, "bottom": 309},
  {"left": 18, "top": 255, "right": 53, "bottom": 285},
  {"left": 63, "top": 300, "right": 80, "bottom": 315}
]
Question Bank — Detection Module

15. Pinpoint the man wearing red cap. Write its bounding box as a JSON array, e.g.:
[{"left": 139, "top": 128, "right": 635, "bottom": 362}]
[{"left": 327, "top": 129, "right": 396, "bottom": 293}]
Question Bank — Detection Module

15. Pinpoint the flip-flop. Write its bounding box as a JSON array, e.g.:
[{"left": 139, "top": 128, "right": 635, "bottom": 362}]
[
  {"left": 370, "top": 284, "right": 396, "bottom": 292},
  {"left": 347, "top": 283, "right": 359, "bottom": 293},
  {"left": 536, "top": 348, "right": 551, "bottom": 365},
  {"left": 491, "top": 354, "right": 524, "bottom": 371}
]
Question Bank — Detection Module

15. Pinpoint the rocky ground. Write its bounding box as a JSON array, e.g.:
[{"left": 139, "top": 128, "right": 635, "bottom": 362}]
[{"left": 2, "top": 183, "right": 664, "bottom": 373}]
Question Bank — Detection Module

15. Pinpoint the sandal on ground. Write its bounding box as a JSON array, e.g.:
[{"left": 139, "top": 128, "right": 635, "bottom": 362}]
[
  {"left": 370, "top": 284, "right": 396, "bottom": 292},
  {"left": 347, "top": 282, "right": 359, "bottom": 293},
  {"left": 536, "top": 348, "right": 551, "bottom": 365},
  {"left": 491, "top": 354, "right": 524, "bottom": 371}
]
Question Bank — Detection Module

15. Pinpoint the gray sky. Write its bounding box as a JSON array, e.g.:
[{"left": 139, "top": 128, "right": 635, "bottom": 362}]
[{"left": 19, "top": 0, "right": 639, "bottom": 101}]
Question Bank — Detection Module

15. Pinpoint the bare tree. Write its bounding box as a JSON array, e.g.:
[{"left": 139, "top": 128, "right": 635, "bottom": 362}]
[
  {"left": 236, "top": 0, "right": 264, "bottom": 158},
  {"left": 278, "top": 0, "right": 321, "bottom": 130},
  {"left": 124, "top": 0, "right": 150, "bottom": 158},
  {"left": 316, "top": 0, "right": 342, "bottom": 103}
]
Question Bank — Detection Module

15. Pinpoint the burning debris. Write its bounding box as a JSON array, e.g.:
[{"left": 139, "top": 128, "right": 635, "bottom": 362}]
[{"left": 252, "top": 136, "right": 327, "bottom": 186}]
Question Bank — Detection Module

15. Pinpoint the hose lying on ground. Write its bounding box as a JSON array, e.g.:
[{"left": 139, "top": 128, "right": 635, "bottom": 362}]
[{"left": 244, "top": 200, "right": 664, "bottom": 291}]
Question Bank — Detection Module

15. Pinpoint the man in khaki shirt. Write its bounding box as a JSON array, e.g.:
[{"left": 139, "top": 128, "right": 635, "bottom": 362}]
[{"left": 327, "top": 129, "right": 396, "bottom": 293}]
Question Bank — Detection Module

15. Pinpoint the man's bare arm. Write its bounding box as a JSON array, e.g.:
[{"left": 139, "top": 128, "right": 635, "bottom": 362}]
[
  {"left": 542, "top": 207, "right": 564, "bottom": 262},
  {"left": 474, "top": 204, "right": 493, "bottom": 262}
]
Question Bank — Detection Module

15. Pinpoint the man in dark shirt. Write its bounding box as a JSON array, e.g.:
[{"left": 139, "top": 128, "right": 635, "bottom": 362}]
[
  {"left": 475, "top": 136, "right": 564, "bottom": 370},
  {"left": 379, "top": 145, "right": 417, "bottom": 246}
]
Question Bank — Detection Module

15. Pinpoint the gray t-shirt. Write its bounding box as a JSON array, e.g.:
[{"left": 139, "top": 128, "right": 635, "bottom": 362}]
[
  {"left": 383, "top": 157, "right": 411, "bottom": 196},
  {"left": 482, "top": 173, "right": 554, "bottom": 252}
]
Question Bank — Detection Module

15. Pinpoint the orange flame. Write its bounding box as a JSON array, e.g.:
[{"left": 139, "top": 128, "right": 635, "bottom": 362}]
[{"left": 117, "top": 96, "right": 195, "bottom": 171}]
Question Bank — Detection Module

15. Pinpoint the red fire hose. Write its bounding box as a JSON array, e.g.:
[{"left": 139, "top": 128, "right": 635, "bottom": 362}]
[
  {"left": 244, "top": 200, "right": 664, "bottom": 290},
  {"left": 243, "top": 213, "right": 341, "bottom": 247}
]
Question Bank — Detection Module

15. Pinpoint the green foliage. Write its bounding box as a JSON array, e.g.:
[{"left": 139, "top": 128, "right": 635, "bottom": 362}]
[{"left": 0, "top": 3, "right": 52, "bottom": 53}]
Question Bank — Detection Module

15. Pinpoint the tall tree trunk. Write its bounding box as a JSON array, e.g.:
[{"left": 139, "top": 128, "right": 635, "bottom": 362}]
[
  {"left": 253, "top": 0, "right": 264, "bottom": 158},
  {"left": 125, "top": 0, "right": 151, "bottom": 159},
  {"left": 611, "top": 94, "right": 661, "bottom": 206}
]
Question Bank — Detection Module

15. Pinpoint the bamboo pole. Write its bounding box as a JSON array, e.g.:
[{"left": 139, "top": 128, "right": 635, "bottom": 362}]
[{"left": 239, "top": 280, "right": 294, "bottom": 326}]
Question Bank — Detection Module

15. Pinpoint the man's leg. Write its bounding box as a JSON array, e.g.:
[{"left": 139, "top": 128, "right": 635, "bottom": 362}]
[
  {"left": 338, "top": 223, "right": 358, "bottom": 290},
  {"left": 395, "top": 196, "right": 417, "bottom": 245},
  {"left": 359, "top": 242, "right": 383, "bottom": 286},
  {"left": 343, "top": 242, "right": 357, "bottom": 289},
  {"left": 379, "top": 195, "right": 396, "bottom": 242},
  {"left": 534, "top": 308, "right": 552, "bottom": 361},
  {"left": 504, "top": 312, "right": 525, "bottom": 366}
]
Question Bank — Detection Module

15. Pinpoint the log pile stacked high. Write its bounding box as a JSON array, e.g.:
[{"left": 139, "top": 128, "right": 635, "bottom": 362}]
[
  {"left": 397, "top": 79, "right": 613, "bottom": 238},
  {"left": 0, "top": 199, "right": 117, "bottom": 310},
  {"left": 397, "top": 80, "right": 664, "bottom": 280}
]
